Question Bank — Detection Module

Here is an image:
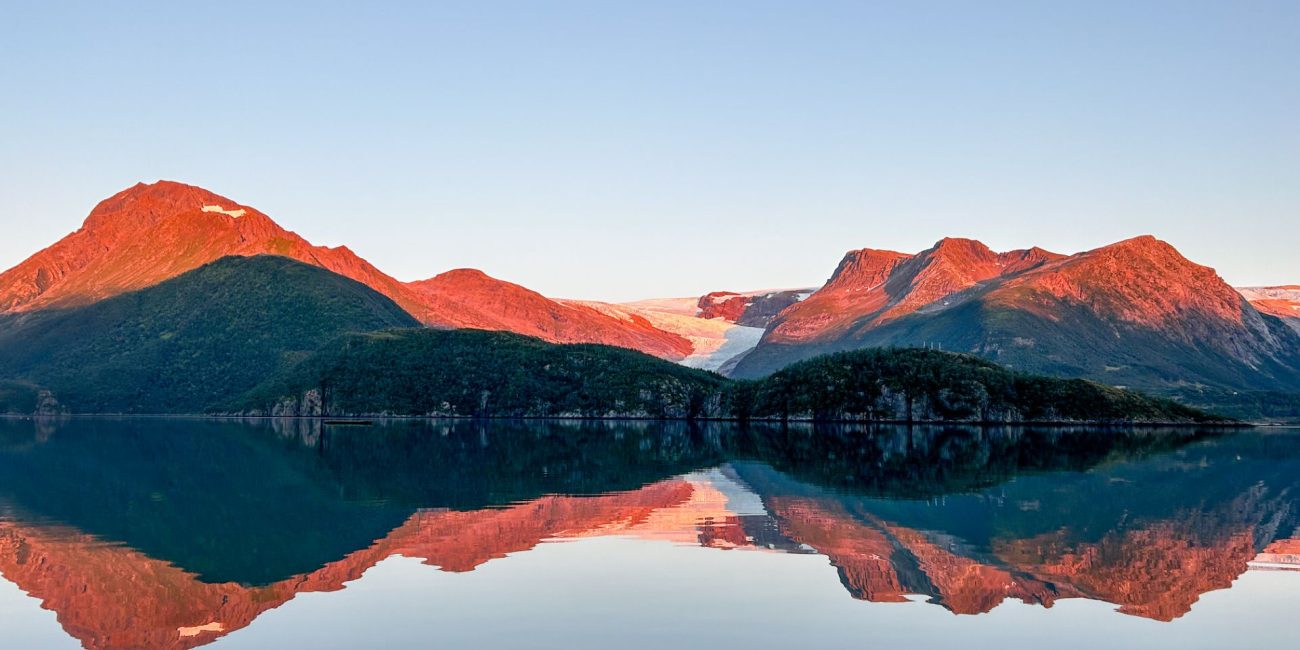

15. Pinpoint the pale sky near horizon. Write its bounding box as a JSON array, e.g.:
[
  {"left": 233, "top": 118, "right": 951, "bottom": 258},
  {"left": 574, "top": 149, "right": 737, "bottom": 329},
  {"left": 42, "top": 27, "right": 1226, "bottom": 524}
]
[{"left": 2, "top": 1, "right": 1297, "bottom": 301}]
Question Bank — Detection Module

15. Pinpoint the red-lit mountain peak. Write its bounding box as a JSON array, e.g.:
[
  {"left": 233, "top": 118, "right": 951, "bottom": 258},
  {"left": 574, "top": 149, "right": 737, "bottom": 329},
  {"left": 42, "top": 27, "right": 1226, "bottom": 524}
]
[
  {"left": 0, "top": 182, "right": 695, "bottom": 360},
  {"left": 998, "top": 235, "right": 1251, "bottom": 330},
  {"left": 764, "top": 238, "right": 1057, "bottom": 344}
]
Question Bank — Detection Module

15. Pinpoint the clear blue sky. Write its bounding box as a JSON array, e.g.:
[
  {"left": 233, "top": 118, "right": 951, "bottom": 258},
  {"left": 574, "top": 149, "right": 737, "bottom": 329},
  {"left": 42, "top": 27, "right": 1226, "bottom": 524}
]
[{"left": 2, "top": 1, "right": 1297, "bottom": 301}]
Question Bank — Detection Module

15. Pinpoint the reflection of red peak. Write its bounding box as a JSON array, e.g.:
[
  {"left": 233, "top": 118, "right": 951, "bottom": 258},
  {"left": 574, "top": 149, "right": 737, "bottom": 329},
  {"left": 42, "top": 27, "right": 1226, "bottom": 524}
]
[
  {"left": 995, "top": 520, "right": 1256, "bottom": 621},
  {"left": 762, "top": 496, "right": 910, "bottom": 603},
  {"left": 0, "top": 480, "right": 697, "bottom": 650},
  {"left": 761, "top": 494, "right": 1064, "bottom": 612}
]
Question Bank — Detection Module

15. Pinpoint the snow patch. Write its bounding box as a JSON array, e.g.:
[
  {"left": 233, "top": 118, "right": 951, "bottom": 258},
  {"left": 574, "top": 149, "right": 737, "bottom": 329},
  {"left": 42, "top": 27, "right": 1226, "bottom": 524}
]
[
  {"left": 620, "top": 296, "right": 701, "bottom": 317},
  {"left": 178, "top": 622, "right": 224, "bottom": 637},
  {"left": 201, "top": 205, "right": 247, "bottom": 218},
  {"left": 1238, "top": 286, "right": 1300, "bottom": 301}
]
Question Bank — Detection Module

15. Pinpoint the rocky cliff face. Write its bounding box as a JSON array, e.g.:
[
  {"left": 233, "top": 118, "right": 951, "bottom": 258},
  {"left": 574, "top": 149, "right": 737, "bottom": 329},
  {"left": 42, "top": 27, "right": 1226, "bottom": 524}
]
[{"left": 697, "top": 289, "right": 812, "bottom": 327}]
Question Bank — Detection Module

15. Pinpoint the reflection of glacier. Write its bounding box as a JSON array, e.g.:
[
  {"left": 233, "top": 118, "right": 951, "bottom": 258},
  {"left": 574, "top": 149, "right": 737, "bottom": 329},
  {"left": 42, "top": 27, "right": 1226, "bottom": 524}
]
[
  {"left": 3, "top": 457, "right": 1299, "bottom": 650},
  {"left": 1249, "top": 535, "right": 1300, "bottom": 571}
]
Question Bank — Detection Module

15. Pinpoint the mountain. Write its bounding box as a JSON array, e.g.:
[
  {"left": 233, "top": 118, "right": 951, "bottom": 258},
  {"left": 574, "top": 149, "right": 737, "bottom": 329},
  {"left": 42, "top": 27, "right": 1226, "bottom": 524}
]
[
  {"left": 0, "top": 181, "right": 432, "bottom": 318},
  {"left": 0, "top": 250, "right": 1208, "bottom": 421},
  {"left": 731, "top": 236, "right": 1300, "bottom": 398},
  {"left": 751, "top": 238, "right": 1062, "bottom": 346},
  {"left": 0, "top": 255, "right": 418, "bottom": 413},
  {"left": 0, "top": 181, "right": 691, "bottom": 359}
]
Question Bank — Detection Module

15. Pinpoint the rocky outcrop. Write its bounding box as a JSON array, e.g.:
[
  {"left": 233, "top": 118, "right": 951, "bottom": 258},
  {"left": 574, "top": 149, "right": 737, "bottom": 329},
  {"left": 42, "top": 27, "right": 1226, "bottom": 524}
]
[
  {"left": 33, "top": 390, "right": 64, "bottom": 416},
  {"left": 268, "top": 389, "right": 323, "bottom": 417}
]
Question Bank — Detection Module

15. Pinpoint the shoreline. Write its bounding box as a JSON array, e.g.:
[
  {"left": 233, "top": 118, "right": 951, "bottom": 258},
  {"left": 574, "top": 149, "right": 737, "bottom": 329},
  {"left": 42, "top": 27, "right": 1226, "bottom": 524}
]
[{"left": 0, "top": 412, "right": 1253, "bottom": 427}]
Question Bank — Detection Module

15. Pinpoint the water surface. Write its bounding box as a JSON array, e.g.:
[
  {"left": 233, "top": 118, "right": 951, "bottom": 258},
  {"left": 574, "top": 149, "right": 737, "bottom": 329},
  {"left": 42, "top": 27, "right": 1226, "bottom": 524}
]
[{"left": 0, "top": 417, "right": 1295, "bottom": 649}]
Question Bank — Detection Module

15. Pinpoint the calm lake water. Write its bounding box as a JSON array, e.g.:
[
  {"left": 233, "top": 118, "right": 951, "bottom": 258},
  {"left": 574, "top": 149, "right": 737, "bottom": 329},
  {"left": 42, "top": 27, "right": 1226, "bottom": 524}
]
[{"left": 0, "top": 417, "right": 1296, "bottom": 649}]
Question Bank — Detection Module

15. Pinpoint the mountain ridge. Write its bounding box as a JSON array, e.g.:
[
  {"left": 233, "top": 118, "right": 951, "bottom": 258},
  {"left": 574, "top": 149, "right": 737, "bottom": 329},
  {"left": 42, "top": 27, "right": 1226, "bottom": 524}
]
[
  {"left": 0, "top": 181, "right": 693, "bottom": 359},
  {"left": 732, "top": 235, "right": 1300, "bottom": 398}
]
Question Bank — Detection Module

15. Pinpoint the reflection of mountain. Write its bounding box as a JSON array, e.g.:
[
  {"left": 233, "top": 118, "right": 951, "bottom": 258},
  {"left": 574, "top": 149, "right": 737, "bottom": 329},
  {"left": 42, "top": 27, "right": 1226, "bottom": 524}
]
[
  {"left": 731, "top": 430, "right": 1300, "bottom": 621},
  {"left": 0, "top": 483, "right": 697, "bottom": 650},
  {"left": 0, "top": 419, "right": 1296, "bottom": 649}
]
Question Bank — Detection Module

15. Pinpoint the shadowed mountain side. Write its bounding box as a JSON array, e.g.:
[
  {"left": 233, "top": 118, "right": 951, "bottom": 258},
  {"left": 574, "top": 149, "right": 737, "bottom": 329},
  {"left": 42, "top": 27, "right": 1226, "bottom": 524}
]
[{"left": 0, "top": 256, "right": 419, "bottom": 414}]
